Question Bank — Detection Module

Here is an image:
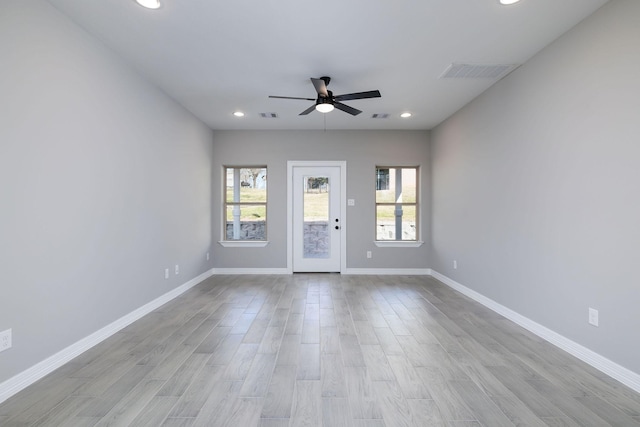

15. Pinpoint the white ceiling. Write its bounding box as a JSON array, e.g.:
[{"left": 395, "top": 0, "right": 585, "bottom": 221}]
[{"left": 46, "top": 0, "right": 608, "bottom": 131}]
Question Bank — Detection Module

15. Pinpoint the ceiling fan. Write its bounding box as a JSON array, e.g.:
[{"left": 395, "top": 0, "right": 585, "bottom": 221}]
[{"left": 269, "top": 77, "right": 381, "bottom": 116}]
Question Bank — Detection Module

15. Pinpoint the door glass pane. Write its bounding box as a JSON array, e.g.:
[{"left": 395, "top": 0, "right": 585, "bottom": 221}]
[{"left": 303, "top": 176, "right": 330, "bottom": 259}]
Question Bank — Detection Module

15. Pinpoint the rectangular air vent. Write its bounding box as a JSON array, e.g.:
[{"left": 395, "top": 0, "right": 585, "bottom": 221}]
[
  {"left": 440, "top": 63, "right": 517, "bottom": 79},
  {"left": 260, "top": 112, "right": 278, "bottom": 118},
  {"left": 371, "top": 113, "right": 390, "bottom": 119}
]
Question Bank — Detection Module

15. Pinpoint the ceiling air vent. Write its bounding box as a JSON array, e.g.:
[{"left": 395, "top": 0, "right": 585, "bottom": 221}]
[
  {"left": 440, "top": 63, "right": 517, "bottom": 79},
  {"left": 260, "top": 112, "right": 278, "bottom": 118},
  {"left": 371, "top": 113, "right": 390, "bottom": 119}
]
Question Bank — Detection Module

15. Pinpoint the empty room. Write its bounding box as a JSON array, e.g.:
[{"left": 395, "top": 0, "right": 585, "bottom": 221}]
[{"left": 1, "top": 0, "right": 639, "bottom": 425}]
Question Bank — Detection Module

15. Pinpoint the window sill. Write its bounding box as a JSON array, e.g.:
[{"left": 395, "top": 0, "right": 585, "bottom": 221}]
[
  {"left": 374, "top": 240, "right": 424, "bottom": 248},
  {"left": 218, "top": 241, "right": 269, "bottom": 248}
]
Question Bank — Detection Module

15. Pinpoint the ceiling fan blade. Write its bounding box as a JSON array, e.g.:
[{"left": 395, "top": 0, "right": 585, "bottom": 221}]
[
  {"left": 269, "top": 95, "right": 316, "bottom": 101},
  {"left": 310, "top": 78, "right": 329, "bottom": 98},
  {"left": 334, "top": 102, "right": 362, "bottom": 116},
  {"left": 299, "top": 104, "right": 317, "bottom": 115},
  {"left": 334, "top": 90, "right": 381, "bottom": 101}
]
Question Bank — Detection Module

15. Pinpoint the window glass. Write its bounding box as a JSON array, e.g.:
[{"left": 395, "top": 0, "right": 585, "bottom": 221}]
[
  {"left": 224, "top": 167, "right": 267, "bottom": 241},
  {"left": 375, "top": 167, "right": 418, "bottom": 241}
]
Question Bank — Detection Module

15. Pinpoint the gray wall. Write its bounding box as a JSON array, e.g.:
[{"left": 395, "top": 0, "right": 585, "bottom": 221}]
[
  {"left": 211, "top": 130, "right": 430, "bottom": 270},
  {"left": 430, "top": 0, "right": 640, "bottom": 373},
  {"left": 0, "top": 0, "right": 213, "bottom": 383}
]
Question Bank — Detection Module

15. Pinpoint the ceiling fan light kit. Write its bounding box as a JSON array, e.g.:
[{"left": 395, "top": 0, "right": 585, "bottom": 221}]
[
  {"left": 316, "top": 102, "right": 335, "bottom": 114},
  {"left": 270, "top": 76, "right": 381, "bottom": 117},
  {"left": 135, "top": 0, "right": 161, "bottom": 9}
]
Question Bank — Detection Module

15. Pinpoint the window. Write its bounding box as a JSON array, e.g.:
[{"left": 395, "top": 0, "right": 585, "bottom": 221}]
[
  {"left": 375, "top": 167, "right": 418, "bottom": 242},
  {"left": 224, "top": 167, "right": 267, "bottom": 241}
]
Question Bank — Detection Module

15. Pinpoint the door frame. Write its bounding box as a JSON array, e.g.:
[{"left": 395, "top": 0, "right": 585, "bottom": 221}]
[{"left": 287, "top": 160, "right": 347, "bottom": 273}]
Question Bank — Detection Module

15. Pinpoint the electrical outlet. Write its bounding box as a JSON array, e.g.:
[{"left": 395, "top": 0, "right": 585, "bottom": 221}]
[
  {"left": 589, "top": 308, "right": 599, "bottom": 327},
  {"left": 175, "top": 264, "right": 179, "bottom": 275},
  {"left": 366, "top": 251, "right": 372, "bottom": 259},
  {"left": 165, "top": 268, "right": 169, "bottom": 279},
  {"left": 453, "top": 260, "right": 458, "bottom": 269},
  {"left": 0, "top": 329, "right": 12, "bottom": 353},
  {"left": 206, "top": 252, "right": 210, "bottom": 261}
]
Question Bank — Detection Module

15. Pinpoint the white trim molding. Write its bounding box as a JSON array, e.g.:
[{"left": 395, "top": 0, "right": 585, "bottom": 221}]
[
  {"left": 287, "top": 161, "right": 347, "bottom": 274},
  {"left": 429, "top": 269, "right": 640, "bottom": 394},
  {"left": 218, "top": 241, "right": 269, "bottom": 248},
  {"left": 0, "top": 268, "right": 215, "bottom": 405},
  {"left": 344, "top": 268, "right": 431, "bottom": 276},
  {"left": 212, "top": 268, "right": 290, "bottom": 275},
  {"left": 374, "top": 241, "right": 424, "bottom": 248}
]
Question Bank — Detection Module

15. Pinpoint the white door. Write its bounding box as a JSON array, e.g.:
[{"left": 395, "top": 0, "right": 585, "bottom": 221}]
[{"left": 291, "top": 164, "right": 344, "bottom": 272}]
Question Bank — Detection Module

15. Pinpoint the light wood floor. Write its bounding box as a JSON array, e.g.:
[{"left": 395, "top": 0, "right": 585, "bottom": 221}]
[{"left": 1, "top": 274, "right": 639, "bottom": 426}]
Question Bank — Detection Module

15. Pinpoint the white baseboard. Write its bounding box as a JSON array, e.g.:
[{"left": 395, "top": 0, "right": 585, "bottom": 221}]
[
  {"left": 429, "top": 270, "right": 640, "bottom": 394},
  {"left": 212, "top": 268, "right": 290, "bottom": 275},
  {"left": 0, "top": 268, "right": 214, "bottom": 405},
  {"left": 211, "top": 267, "right": 430, "bottom": 276},
  {"left": 343, "top": 268, "right": 431, "bottom": 276}
]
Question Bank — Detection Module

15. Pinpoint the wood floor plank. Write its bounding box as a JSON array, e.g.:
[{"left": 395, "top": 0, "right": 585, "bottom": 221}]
[
  {"left": 30, "top": 396, "right": 94, "bottom": 427},
  {"left": 374, "top": 327, "right": 405, "bottom": 357},
  {"left": 129, "top": 396, "right": 180, "bottom": 427},
  {"left": 77, "top": 364, "right": 155, "bottom": 418},
  {"left": 297, "top": 343, "right": 321, "bottom": 380},
  {"left": 406, "top": 399, "right": 446, "bottom": 426},
  {"left": 320, "top": 326, "right": 341, "bottom": 355},
  {"left": 194, "top": 326, "right": 232, "bottom": 354},
  {"left": 191, "top": 380, "right": 242, "bottom": 427},
  {"left": 240, "top": 353, "right": 278, "bottom": 397},
  {"left": 290, "top": 380, "right": 322, "bottom": 427},
  {"left": 360, "top": 344, "right": 396, "bottom": 381},
  {"left": 448, "top": 380, "right": 514, "bottom": 427},
  {"left": 167, "top": 364, "right": 226, "bottom": 418},
  {"left": 222, "top": 343, "right": 260, "bottom": 381},
  {"left": 414, "top": 367, "right": 476, "bottom": 422},
  {"left": 261, "top": 365, "right": 297, "bottom": 418},
  {"left": 156, "top": 352, "right": 210, "bottom": 396},
  {"left": 339, "top": 334, "right": 366, "bottom": 367},
  {"left": 259, "top": 419, "right": 290, "bottom": 427},
  {"left": 386, "top": 355, "right": 432, "bottom": 399},
  {"left": 93, "top": 378, "right": 165, "bottom": 427},
  {"left": 322, "top": 397, "right": 353, "bottom": 427},
  {"left": 353, "top": 320, "right": 379, "bottom": 345},
  {"left": 344, "top": 367, "right": 383, "bottom": 420},
  {"left": 224, "top": 396, "right": 264, "bottom": 426},
  {"left": 321, "top": 353, "right": 347, "bottom": 398},
  {"left": 487, "top": 365, "right": 567, "bottom": 418},
  {"left": 371, "top": 380, "right": 415, "bottom": 427},
  {"left": 301, "top": 319, "right": 320, "bottom": 344},
  {"left": 258, "top": 326, "right": 286, "bottom": 354}
]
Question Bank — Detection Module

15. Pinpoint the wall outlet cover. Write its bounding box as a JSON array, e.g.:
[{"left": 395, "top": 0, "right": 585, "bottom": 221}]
[
  {"left": 0, "top": 329, "right": 12, "bottom": 352},
  {"left": 589, "top": 308, "right": 599, "bottom": 327}
]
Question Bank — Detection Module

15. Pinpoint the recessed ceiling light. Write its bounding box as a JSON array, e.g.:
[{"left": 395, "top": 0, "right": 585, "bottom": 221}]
[
  {"left": 233, "top": 111, "right": 245, "bottom": 117},
  {"left": 400, "top": 112, "right": 412, "bottom": 118},
  {"left": 135, "top": 0, "right": 161, "bottom": 9},
  {"left": 499, "top": 0, "right": 521, "bottom": 5}
]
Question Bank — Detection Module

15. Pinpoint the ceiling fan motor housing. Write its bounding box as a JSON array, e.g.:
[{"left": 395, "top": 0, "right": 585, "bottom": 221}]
[{"left": 317, "top": 90, "right": 334, "bottom": 105}]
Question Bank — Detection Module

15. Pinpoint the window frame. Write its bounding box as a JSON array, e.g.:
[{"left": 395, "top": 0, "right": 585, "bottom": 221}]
[
  {"left": 219, "top": 166, "right": 269, "bottom": 247},
  {"left": 374, "top": 166, "right": 423, "bottom": 247}
]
